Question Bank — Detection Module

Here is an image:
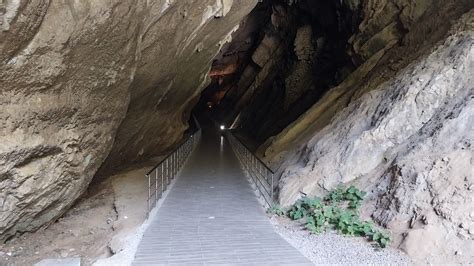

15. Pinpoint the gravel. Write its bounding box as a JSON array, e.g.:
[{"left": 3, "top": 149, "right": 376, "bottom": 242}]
[{"left": 269, "top": 216, "right": 412, "bottom": 265}]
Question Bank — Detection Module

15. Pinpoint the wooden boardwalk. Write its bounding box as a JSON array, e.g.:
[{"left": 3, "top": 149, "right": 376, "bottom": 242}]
[{"left": 133, "top": 123, "right": 311, "bottom": 265}]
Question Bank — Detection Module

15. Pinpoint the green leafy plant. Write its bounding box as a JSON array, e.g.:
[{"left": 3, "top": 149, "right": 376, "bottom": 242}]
[
  {"left": 325, "top": 184, "right": 346, "bottom": 203},
  {"left": 372, "top": 230, "right": 391, "bottom": 248},
  {"left": 267, "top": 204, "right": 285, "bottom": 216},
  {"left": 288, "top": 199, "right": 307, "bottom": 220},
  {"left": 286, "top": 184, "right": 390, "bottom": 248},
  {"left": 344, "top": 185, "right": 366, "bottom": 209}
]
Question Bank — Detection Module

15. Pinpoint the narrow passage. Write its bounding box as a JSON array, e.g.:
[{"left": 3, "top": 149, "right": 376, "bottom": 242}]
[{"left": 133, "top": 118, "right": 311, "bottom": 265}]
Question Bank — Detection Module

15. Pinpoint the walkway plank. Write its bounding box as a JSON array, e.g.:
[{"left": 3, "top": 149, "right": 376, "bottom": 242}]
[{"left": 133, "top": 123, "right": 312, "bottom": 265}]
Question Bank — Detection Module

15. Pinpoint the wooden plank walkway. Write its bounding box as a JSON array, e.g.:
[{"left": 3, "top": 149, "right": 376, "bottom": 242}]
[{"left": 132, "top": 122, "right": 312, "bottom": 265}]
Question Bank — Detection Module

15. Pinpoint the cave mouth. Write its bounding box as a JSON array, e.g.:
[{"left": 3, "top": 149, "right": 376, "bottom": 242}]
[{"left": 195, "top": 0, "right": 361, "bottom": 148}]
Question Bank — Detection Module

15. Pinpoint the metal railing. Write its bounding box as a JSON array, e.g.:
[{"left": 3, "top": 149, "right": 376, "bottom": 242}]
[
  {"left": 226, "top": 132, "right": 275, "bottom": 207},
  {"left": 145, "top": 126, "right": 201, "bottom": 217}
]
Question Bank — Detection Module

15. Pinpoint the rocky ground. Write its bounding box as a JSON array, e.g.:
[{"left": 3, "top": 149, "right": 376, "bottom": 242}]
[{"left": 0, "top": 160, "right": 156, "bottom": 266}]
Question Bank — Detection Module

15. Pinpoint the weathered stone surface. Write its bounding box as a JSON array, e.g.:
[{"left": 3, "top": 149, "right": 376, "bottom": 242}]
[
  {"left": 235, "top": 35, "right": 285, "bottom": 112},
  {"left": 293, "top": 25, "right": 314, "bottom": 61},
  {"left": 349, "top": 0, "right": 401, "bottom": 61},
  {"left": 0, "top": 0, "right": 256, "bottom": 240},
  {"left": 284, "top": 25, "right": 314, "bottom": 110},
  {"left": 271, "top": 10, "right": 474, "bottom": 264},
  {"left": 349, "top": 0, "right": 459, "bottom": 62},
  {"left": 1, "top": 0, "right": 142, "bottom": 242},
  {"left": 251, "top": 34, "right": 281, "bottom": 68},
  {"left": 222, "top": 0, "right": 365, "bottom": 142},
  {"left": 262, "top": 0, "right": 473, "bottom": 165},
  {"left": 97, "top": 0, "right": 257, "bottom": 176},
  {"left": 260, "top": 37, "right": 396, "bottom": 163}
]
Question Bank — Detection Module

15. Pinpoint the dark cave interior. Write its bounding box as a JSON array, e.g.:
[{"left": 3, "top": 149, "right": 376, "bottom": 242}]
[{"left": 196, "top": 0, "right": 363, "bottom": 147}]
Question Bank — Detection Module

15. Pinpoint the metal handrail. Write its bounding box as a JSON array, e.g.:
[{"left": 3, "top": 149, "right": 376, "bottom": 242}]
[
  {"left": 145, "top": 122, "right": 201, "bottom": 217},
  {"left": 225, "top": 131, "right": 275, "bottom": 207},
  {"left": 233, "top": 134, "right": 273, "bottom": 172}
]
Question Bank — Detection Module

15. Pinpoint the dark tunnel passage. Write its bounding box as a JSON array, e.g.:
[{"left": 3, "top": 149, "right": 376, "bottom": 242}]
[{"left": 196, "top": 0, "right": 362, "bottom": 147}]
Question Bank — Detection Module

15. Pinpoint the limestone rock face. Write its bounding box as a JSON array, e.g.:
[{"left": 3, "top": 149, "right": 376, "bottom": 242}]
[
  {"left": 97, "top": 0, "right": 257, "bottom": 175},
  {"left": 251, "top": 35, "right": 281, "bottom": 68},
  {"left": 0, "top": 0, "right": 256, "bottom": 240},
  {"left": 262, "top": 0, "right": 473, "bottom": 164},
  {"left": 284, "top": 25, "right": 314, "bottom": 110},
  {"left": 273, "top": 10, "right": 474, "bottom": 264}
]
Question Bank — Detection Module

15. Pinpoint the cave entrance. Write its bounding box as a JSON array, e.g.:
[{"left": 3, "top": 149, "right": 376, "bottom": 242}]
[
  {"left": 4, "top": 0, "right": 473, "bottom": 262},
  {"left": 195, "top": 0, "right": 360, "bottom": 150}
]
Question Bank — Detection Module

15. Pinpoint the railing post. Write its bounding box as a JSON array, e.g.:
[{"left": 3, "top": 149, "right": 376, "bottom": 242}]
[
  {"left": 155, "top": 169, "right": 158, "bottom": 202},
  {"left": 161, "top": 164, "right": 164, "bottom": 194},
  {"left": 171, "top": 154, "right": 174, "bottom": 178},
  {"left": 252, "top": 154, "right": 254, "bottom": 172},
  {"left": 166, "top": 159, "right": 169, "bottom": 185},
  {"left": 246, "top": 150, "right": 249, "bottom": 172},
  {"left": 271, "top": 172, "right": 274, "bottom": 203},
  {"left": 147, "top": 174, "right": 151, "bottom": 214}
]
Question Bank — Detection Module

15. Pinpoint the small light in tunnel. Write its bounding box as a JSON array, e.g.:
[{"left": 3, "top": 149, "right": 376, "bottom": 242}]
[{"left": 220, "top": 125, "right": 225, "bottom": 130}]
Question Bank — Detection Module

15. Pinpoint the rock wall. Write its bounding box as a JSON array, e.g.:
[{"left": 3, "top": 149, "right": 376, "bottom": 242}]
[
  {"left": 0, "top": 0, "right": 256, "bottom": 241},
  {"left": 98, "top": 0, "right": 257, "bottom": 176},
  {"left": 261, "top": 0, "right": 473, "bottom": 162},
  {"left": 268, "top": 5, "right": 473, "bottom": 265}
]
